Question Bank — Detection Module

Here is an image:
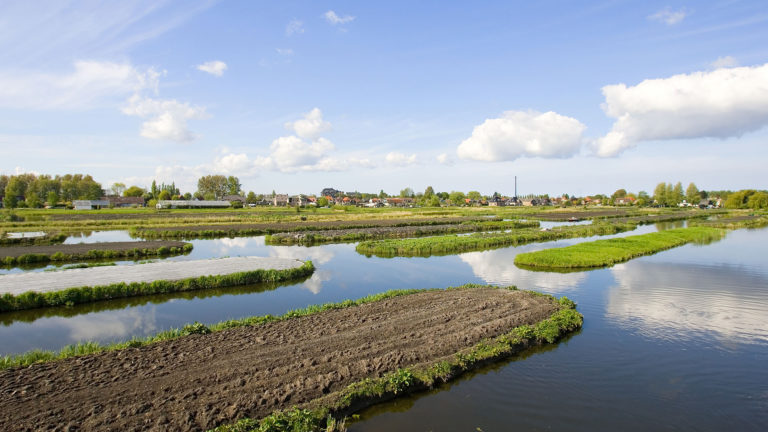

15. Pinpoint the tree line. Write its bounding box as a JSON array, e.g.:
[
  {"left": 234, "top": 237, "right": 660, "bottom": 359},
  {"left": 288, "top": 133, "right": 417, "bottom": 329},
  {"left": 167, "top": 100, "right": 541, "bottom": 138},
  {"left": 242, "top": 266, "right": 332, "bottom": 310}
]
[{"left": 1, "top": 174, "right": 102, "bottom": 208}]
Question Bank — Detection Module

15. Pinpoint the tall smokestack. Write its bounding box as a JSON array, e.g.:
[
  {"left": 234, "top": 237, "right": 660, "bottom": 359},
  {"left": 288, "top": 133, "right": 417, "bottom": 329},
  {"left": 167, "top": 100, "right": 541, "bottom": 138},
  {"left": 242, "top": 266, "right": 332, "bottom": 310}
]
[{"left": 514, "top": 176, "right": 517, "bottom": 199}]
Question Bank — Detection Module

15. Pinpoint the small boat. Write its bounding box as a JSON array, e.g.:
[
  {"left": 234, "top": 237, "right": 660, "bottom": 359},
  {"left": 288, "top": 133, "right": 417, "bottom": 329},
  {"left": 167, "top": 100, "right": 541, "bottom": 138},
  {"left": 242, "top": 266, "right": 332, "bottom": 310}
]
[{"left": 568, "top": 217, "right": 580, "bottom": 222}]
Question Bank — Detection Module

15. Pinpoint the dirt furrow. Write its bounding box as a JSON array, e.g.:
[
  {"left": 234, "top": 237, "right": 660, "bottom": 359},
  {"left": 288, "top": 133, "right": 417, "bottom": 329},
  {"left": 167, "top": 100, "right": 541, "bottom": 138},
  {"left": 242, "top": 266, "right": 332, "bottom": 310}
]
[{"left": 0, "top": 288, "right": 559, "bottom": 431}]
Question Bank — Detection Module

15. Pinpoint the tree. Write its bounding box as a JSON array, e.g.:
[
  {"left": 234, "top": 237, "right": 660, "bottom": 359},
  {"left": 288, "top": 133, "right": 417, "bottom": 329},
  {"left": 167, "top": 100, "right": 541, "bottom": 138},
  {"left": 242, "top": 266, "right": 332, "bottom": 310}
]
[
  {"left": 123, "top": 186, "right": 145, "bottom": 197},
  {"left": 25, "top": 192, "right": 42, "bottom": 208},
  {"left": 748, "top": 191, "right": 768, "bottom": 209},
  {"left": 379, "top": 190, "right": 387, "bottom": 198},
  {"left": 611, "top": 189, "right": 627, "bottom": 200},
  {"left": 424, "top": 186, "right": 434, "bottom": 198},
  {"left": 197, "top": 175, "right": 228, "bottom": 199},
  {"left": 183, "top": 192, "right": 192, "bottom": 200},
  {"left": 725, "top": 190, "right": 756, "bottom": 209},
  {"left": 150, "top": 180, "right": 159, "bottom": 199},
  {"left": 46, "top": 191, "right": 59, "bottom": 206},
  {"left": 449, "top": 191, "right": 466, "bottom": 205},
  {"left": 157, "top": 190, "right": 171, "bottom": 200},
  {"left": 685, "top": 183, "right": 699, "bottom": 204},
  {"left": 399, "top": 187, "right": 414, "bottom": 198},
  {"left": 110, "top": 182, "right": 126, "bottom": 196},
  {"left": 467, "top": 191, "right": 482, "bottom": 202},
  {"left": 226, "top": 176, "right": 242, "bottom": 196},
  {"left": 653, "top": 183, "right": 667, "bottom": 206},
  {"left": 204, "top": 192, "right": 216, "bottom": 201},
  {"left": 672, "top": 182, "right": 684, "bottom": 205},
  {"left": 427, "top": 195, "right": 440, "bottom": 207},
  {"left": 246, "top": 191, "right": 258, "bottom": 204},
  {"left": 3, "top": 176, "right": 27, "bottom": 208},
  {"left": 317, "top": 196, "right": 329, "bottom": 207}
]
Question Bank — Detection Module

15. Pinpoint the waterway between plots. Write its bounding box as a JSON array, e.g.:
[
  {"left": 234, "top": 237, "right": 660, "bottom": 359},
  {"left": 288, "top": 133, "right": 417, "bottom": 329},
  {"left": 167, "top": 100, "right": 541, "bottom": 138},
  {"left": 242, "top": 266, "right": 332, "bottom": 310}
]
[{"left": 1, "top": 221, "right": 766, "bottom": 431}]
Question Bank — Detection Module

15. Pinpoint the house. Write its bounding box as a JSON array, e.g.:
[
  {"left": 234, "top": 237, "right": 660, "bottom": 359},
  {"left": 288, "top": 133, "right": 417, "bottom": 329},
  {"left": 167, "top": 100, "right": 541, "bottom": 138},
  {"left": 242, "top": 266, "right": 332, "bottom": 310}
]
[
  {"left": 73, "top": 200, "right": 110, "bottom": 210},
  {"left": 273, "top": 194, "right": 289, "bottom": 206},
  {"left": 102, "top": 196, "right": 145, "bottom": 207},
  {"left": 615, "top": 197, "right": 636, "bottom": 206},
  {"left": 156, "top": 200, "right": 230, "bottom": 209},
  {"left": 384, "top": 198, "right": 414, "bottom": 207}
]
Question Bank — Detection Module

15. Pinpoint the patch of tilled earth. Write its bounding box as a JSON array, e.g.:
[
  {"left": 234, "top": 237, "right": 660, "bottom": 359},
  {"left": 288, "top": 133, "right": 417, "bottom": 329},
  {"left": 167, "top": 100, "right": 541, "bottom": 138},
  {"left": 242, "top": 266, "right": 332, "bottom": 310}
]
[
  {"left": 0, "top": 288, "right": 558, "bottom": 431},
  {"left": 0, "top": 241, "right": 189, "bottom": 259},
  {"left": 137, "top": 216, "right": 496, "bottom": 234}
]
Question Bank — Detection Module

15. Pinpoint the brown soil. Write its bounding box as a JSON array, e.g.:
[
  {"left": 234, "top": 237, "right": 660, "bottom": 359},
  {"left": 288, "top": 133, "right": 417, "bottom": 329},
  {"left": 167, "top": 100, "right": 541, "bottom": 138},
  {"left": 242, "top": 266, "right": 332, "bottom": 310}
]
[
  {"left": 267, "top": 223, "right": 489, "bottom": 243},
  {"left": 0, "top": 241, "right": 189, "bottom": 259},
  {"left": 531, "top": 210, "right": 631, "bottom": 221},
  {"left": 138, "top": 217, "right": 493, "bottom": 234},
  {"left": 0, "top": 288, "right": 558, "bottom": 431}
]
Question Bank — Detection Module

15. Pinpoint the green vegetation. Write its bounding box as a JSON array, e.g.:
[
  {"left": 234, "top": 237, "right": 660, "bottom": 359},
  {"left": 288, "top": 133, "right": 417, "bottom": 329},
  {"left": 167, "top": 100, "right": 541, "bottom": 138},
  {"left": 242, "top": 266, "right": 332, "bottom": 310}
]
[
  {"left": 1, "top": 243, "right": 193, "bottom": 266},
  {"left": 690, "top": 215, "right": 768, "bottom": 229},
  {"left": 514, "top": 227, "right": 726, "bottom": 269},
  {"left": 212, "top": 287, "right": 582, "bottom": 432},
  {"left": 0, "top": 260, "right": 315, "bottom": 312},
  {"left": 356, "top": 223, "right": 637, "bottom": 257},
  {"left": 265, "top": 220, "right": 540, "bottom": 245},
  {"left": 0, "top": 232, "right": 67, "bottom": 246}
]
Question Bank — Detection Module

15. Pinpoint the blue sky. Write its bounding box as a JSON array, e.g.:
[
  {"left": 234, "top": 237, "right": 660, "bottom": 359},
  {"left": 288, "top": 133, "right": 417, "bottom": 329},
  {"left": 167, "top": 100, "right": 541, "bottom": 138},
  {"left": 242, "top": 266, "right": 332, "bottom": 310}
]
[{"left": 1, "top": 0, "right": 767, "bottom": 197}]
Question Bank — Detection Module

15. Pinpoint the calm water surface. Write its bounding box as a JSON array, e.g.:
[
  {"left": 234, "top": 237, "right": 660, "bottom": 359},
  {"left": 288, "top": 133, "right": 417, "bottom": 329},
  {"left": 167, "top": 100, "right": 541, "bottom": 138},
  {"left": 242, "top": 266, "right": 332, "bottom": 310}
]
[{"left": 0, "top": 225, "right": 765, "bottom": 430}]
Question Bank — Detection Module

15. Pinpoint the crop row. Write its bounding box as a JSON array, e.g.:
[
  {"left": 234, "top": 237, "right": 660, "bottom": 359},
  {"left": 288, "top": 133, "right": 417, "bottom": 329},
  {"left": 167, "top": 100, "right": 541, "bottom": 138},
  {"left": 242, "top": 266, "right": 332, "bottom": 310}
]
[{"left": 1, "top": 243, "right": 193, "bottom": 266}]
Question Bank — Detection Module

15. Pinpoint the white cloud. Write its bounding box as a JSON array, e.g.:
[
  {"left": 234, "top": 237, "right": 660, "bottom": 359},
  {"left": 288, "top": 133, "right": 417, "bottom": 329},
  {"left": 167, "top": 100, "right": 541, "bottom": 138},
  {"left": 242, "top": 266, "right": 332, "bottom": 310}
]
[
  {"left": 213, "top": 153, "right": 252, "bottom": 174},
  {"left": 275, "top": 48, "right": 294, "bottom": 56},
  {"left": 284, "top": 107, "right": 331, "bottom": 139},
  {"left": 436, "top": 153, "right": 454, "bottom": 166},
  {"left": 385, "top": 152, "right": 417, "bottom": 165},
  {"left": 648, "top": 7, "right": 687, "bottom": 25},
  {"left": 594, "top": 63, "right": 768, "bottom": 157},
  {"left": 457, "top": 110, "right": 586, "bottom": 162},
  {"left": 286, "top": 19, "right": 304, "bottom": 36},
  {"left": 711, "top": 56, "right": 738, "bottom": 69},
  {"left": 324, "top": 10, "right": 355, "bottom": 25},
  {"left": 263, "top": 136, "right": 336, "bottom": 171},
  {"left": 196, "top": 60, "right": 227, "bottom": 77},
  {"left": 122, "top": 94, "right": 207, "bottom": 143},
  {"left": 0, "top": 60, "right": 159, "bottom": 110}
]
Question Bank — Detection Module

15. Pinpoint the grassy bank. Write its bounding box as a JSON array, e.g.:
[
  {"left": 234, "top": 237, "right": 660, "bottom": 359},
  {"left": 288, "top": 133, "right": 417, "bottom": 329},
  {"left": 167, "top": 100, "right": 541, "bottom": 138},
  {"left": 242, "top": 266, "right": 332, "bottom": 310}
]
[
  {"left": 265, "top": 220, "right": 540, "bottom": 245},
  {"left": 1, "top": 242, "right": 193, "bottom": 266},
  {"left": 0, "top": 232, "right": 67, "bottom": 246},
  {"left": 689, "top": 214, "right": 768, "bottom": 229},
  {"left": 212, "top": 288, "right": 581, "bottom": 432},
  {"left": 355, "top": 223, "right": 637, "bottom": 257},
  {"left": 514, "top": 227, "right": 726, "bottom": 269},
  {"left": 0, "top": 260, "right": 314, "bottom": 312}
]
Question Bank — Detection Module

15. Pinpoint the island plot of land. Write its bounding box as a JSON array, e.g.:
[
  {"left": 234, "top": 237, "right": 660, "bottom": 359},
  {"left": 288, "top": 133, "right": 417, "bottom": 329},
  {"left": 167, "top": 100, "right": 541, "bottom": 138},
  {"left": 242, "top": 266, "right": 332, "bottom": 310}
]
[
  {"left": 0, "top": 256, "right": 305, "bottom": 295},
  {"left": 0, "top": 240, "right": 189, "bottom": 261},
  {"left": 0, "top": 288, "right": 560, "bottom": 431}
]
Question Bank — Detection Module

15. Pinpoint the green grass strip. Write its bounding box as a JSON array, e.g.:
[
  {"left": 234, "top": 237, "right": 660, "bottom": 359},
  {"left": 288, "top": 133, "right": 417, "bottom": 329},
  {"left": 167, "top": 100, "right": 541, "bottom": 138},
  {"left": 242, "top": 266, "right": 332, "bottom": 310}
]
[
  {"left": 356, "top": 222, "right": 636, "bottom": 257},
  {"left": 1, "top": 243, "right": 193, "bottom": 266},
  {"left": 689, "top": 215, "right": 768, "bottom": 229},
  {"left": 0, "top": 260, "right": 315, "bottom": 313},
  {"left": 212, "top": 288, "right": 582, "bottom": 432},
  {"left": 514, "top": 227, "right": 726, "bottom": 269},
  {"left": 0, "top": 232, "right": 67, "bottom": 246}
]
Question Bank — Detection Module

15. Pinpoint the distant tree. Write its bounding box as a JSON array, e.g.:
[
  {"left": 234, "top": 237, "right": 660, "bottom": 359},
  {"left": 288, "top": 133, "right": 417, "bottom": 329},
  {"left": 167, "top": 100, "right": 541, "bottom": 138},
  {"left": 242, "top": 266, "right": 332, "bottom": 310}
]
[
  {"left": 449, "top": 191, "right": 466, "bottom": 205},
  {"left": 46, "top": 191, "right": 59, "bottom": 206},
  {"left": 110, "top": 182, "right": 126, "bottom": 196},
  {"left": 424, "top": 186, "right": 434, "bottom": 198},
  {"left": 725, "top": 190, "right": 756, "bottom": 209},
  {"left": 611, "top": 189, "right": 627, "bottom": 200},
  {"left": 197, "top": 175, "right": 228, "bottom": 199},
  {"left": 204, "top": 192, "right": 216, "bottom": 201},
  {"left": 150, "top": 180, "right": 159, "bottom": 198},
  {"left": 157, "top": 190, "right": 171, "bottom": 200},
  {"left": 183, "top": 192, "right": 192, "bottom": 200},
  {"left": 748, "top": 191, "right": 768, "bottom": 209},
  {"left": 653, "top": 183, "right": 667, "bottom": 206},
  {"left": 3, "top": 176, "right": 27, "bottom": 208},
  {"left": 427, "top": 195, "right": 440, "bottom": 207},
  {"left": 0, "top": 175, "right": 8, "bottom": 195},
  {"left": 399, "top": 187, "right": 414, "bottom": 198},
  {"left": 226, "top": 176, "right": 242, "bottom": 196},
  {"left": 379, "top": 190, "right": 387, "bottom": 198},
  {"left": 467, "top": 191, "right": 482, "bottom": 201},
  {"left": 123, "top": 186, "right": 145, "bottom": 197},
  {"left": 672, "top": 182, "right": 684, "bottom": 205},
  {"left": 25, "top": 192, "right": 42, "bottom": 208},
  {"left": 193, "top": 191, "right": 204, "bottom": 200},
  {"left": 246, "top": 191, "right": 258, "bottom": 204},
  {"left": 685, "top": 183, "right": 699, "bottom": 204},
  {"left": 317, "top": 197, "right": 329, "bottom": 207}
]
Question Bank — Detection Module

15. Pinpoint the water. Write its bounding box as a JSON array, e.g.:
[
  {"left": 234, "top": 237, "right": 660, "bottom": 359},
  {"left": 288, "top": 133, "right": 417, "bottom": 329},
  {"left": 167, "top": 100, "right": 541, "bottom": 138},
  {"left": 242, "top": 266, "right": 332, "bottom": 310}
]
[{"left": 1, "top": 226, "right": 766, "bottom": 430}]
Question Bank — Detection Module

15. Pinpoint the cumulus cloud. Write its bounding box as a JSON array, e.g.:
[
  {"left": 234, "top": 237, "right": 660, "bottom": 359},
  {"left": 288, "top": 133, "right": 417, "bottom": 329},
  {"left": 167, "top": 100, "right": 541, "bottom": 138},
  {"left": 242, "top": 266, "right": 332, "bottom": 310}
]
[
  {"left": 0, "top": 60, "right": 159, "bottom": 110},
  {"left": 648, "top": 7, "right": 687, "bottom": 25},
  {"left": 711, "top": 56, "right": 738, "bottom": 69},
  {"left": 284, "top": 107, "right": 331, "bottom": 139},
  {"left": 286, "top": 19, "right": 304, "bottom": 36},
  {"left": 324, "top": 10, "right": 355, "bottom": 25},
  {"left": 385, "top": 152, "right": 417, "bottom": 165},
  {"left": 196, "top": 60, "right": 227, "bottom": 77},
  {"left": 213, "top": 152, "right": 252, "bottom": 174},
  {"left": 594, "top": 63, "right": 768, "bottom": 157},
  {"left": 436, "top": 153, "right": 454, "bottom": 165},
  {"left": 122, "top": 94, "right": 207, "bottom": 142},
  {"left": 457, "top": 110, "right": 586, "bottom": 162}
]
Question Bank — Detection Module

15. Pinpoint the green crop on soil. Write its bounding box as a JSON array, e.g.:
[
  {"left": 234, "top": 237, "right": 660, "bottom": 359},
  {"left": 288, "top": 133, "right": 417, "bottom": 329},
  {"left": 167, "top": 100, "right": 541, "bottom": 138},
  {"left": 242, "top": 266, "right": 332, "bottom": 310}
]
[
  {"left": 211, "top": 286, "right": 582, "bottom": 432},
  {"left": 1, "top": 243, "right": 193, "bottom": 266},
  {"left": 264, "top": 220, "right": 540, "bottom": 245},
  {"left": 0, "top": 232, "right": 67, "bottom": 246},
  {"left": 514, "top": 226, "right": 726, "bottom": 269},
  {"left": 689, "top": 215, "right": 768, "bottom": 229},
  {"left": 355, "top": 222, "right": 637, "bottom": 257},
  {"left": 0, "top": 260, "right": 315, "bottom": 313}
]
